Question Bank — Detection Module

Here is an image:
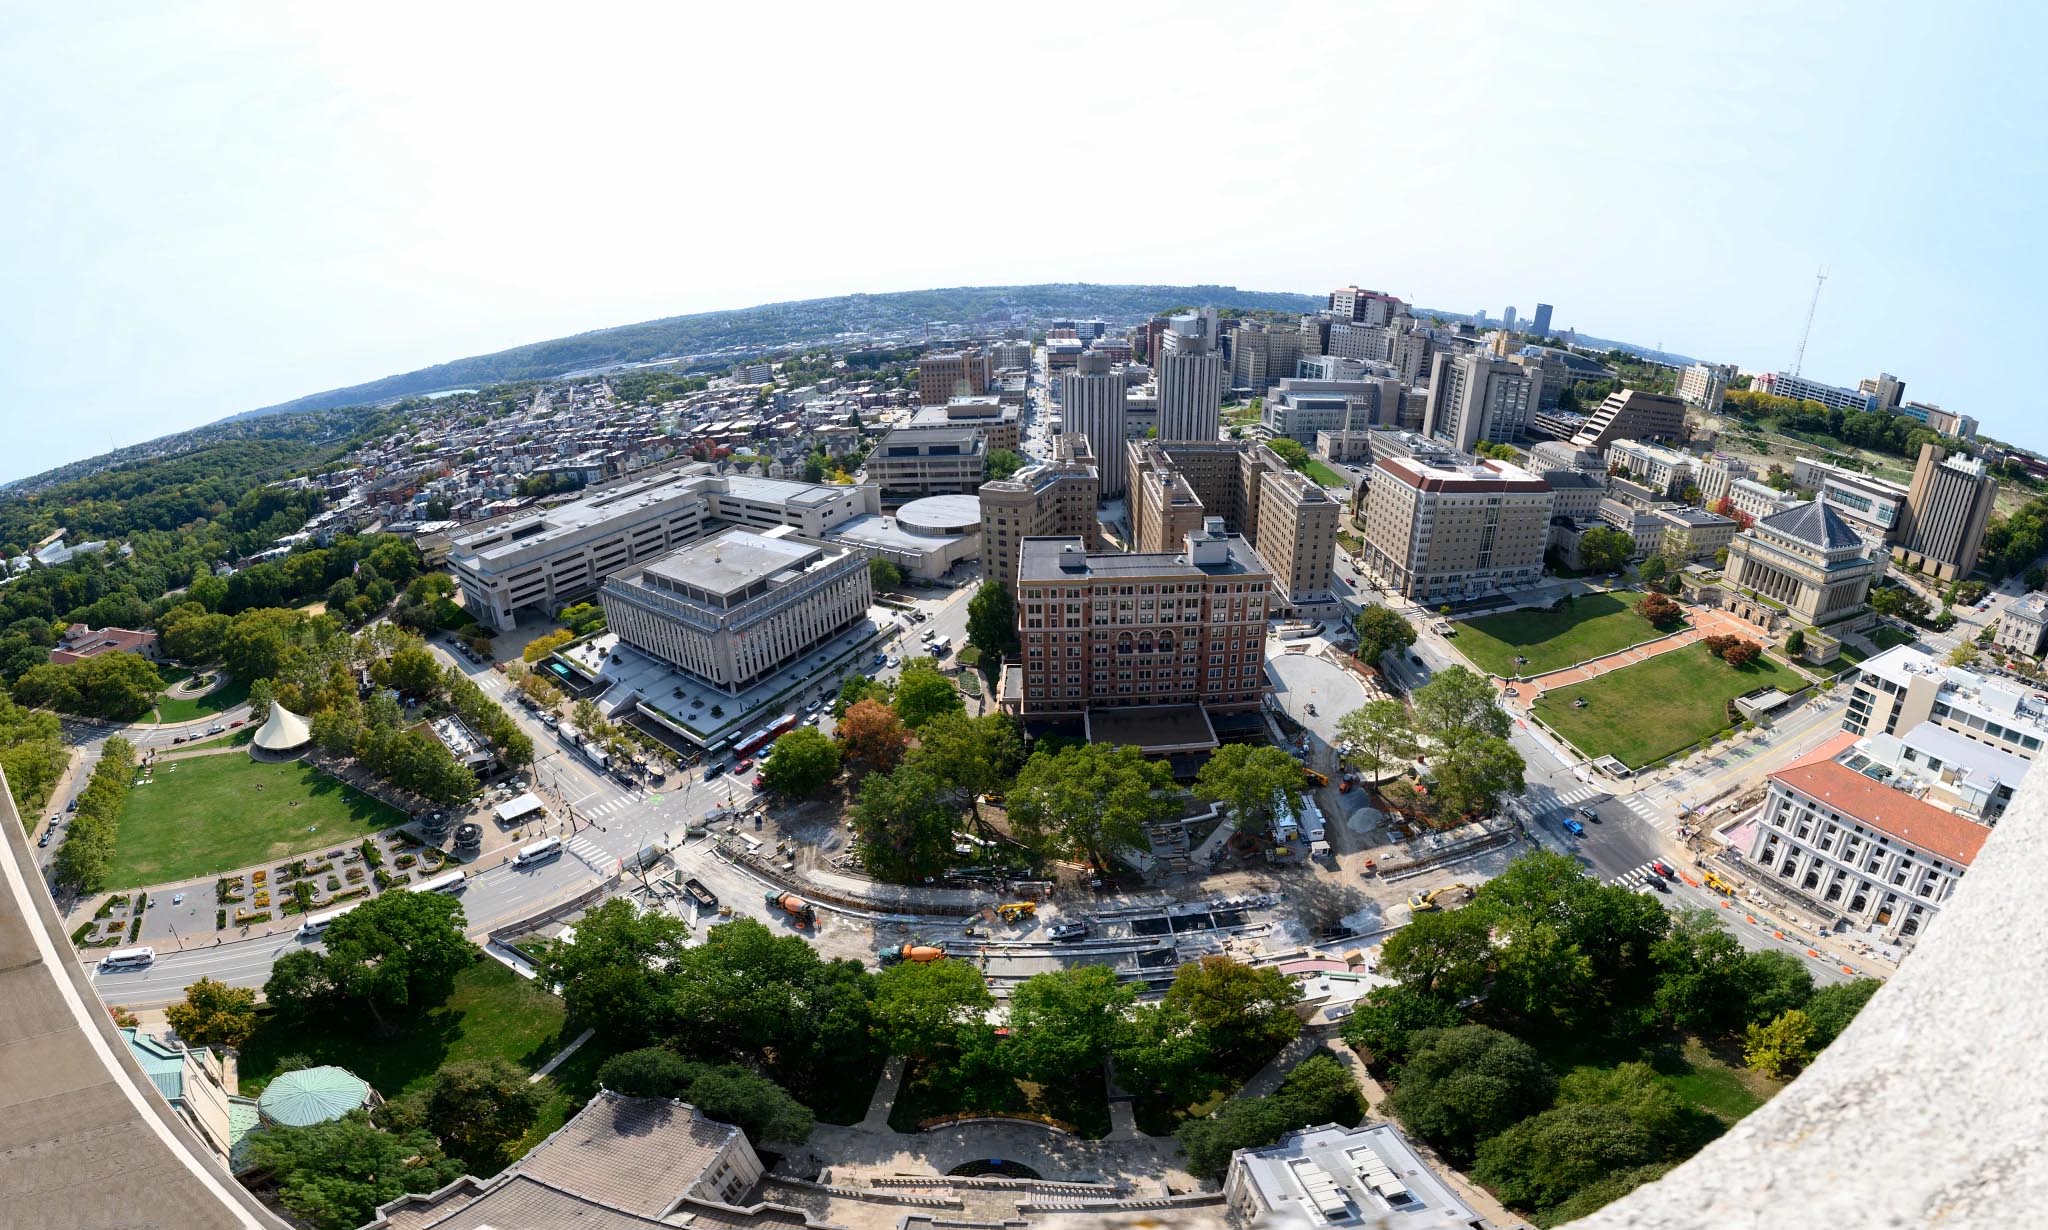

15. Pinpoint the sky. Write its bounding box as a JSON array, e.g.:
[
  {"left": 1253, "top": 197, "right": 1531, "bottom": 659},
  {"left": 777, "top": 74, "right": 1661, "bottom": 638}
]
[{"left": 3, "top": 1, "right": 2045, "bottom": 483}]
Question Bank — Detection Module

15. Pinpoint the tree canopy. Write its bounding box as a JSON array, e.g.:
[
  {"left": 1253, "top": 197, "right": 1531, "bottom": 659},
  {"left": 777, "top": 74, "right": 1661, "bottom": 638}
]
[
  {"left": 1007, "top": 741, "right": 1179, "bottom": 868},
  {"left": 760, "top": 725, "right": 841, "bottom": 795}
]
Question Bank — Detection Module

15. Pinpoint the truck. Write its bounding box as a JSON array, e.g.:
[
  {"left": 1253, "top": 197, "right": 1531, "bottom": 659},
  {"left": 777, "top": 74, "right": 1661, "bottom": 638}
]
[
  {"left": 765, "top": 891, "right": 817, "bottom": 927},
  {"left": 682, "top": 878, "right": 719, "bottom": 911},
  {"left": 878, "top": 942, "right": 948, "bottom": 966}
]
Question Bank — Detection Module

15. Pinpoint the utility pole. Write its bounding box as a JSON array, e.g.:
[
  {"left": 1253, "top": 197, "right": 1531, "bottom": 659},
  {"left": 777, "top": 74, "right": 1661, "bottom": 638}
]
[{"left": 1791, "top": 268, "right": 1827, "bottom": 376}]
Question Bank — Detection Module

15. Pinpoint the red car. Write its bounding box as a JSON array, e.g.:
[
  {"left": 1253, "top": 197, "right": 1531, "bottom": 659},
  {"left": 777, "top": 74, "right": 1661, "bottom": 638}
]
[
  {"left": 736, "top": 757, "right": 754, "bottom": 773},
  {"left": 1651, "top": 859, "right": 1676, "bottom": 879},
  {"left": 228, "top": 719, "right": 245, "bottom": 728},
  {"left": 753, "top": 773, "right": 767, "bottom": 789}
]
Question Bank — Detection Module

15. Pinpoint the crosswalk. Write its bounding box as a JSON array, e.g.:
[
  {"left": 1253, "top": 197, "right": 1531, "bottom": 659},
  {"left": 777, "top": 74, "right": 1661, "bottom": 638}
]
[
  {"left": 1609, "top": 861, "right": 1671, "bottom": 891},
  {"left": 565, "top": 834, "right": 612, "bottom": 872},
  {"left": 1547, "top": 783, "right": 1674, "bottom": 831}
]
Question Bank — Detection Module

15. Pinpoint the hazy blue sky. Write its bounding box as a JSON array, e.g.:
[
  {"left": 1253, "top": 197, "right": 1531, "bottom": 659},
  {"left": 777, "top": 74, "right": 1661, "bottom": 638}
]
[{"left": 4, "top": 2, "right": 2044, "bottom": 482}]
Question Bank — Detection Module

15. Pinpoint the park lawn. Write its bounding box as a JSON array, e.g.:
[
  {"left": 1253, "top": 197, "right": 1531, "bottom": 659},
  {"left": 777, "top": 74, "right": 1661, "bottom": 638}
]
[
  {"left": 153, "top": 674, "right": 251, "bottom": 724},
  {"left": 1302, "top": 458, "right": 1347, "bottom": 489},
  {"left": 1870, "top": 624, "right": 1917, "bottom": 651},
  {"left": 1532, "top": 645, "right": 1801, "bottom": 768},
  {"left": 1452, "top": 591, "right": 1668, "bottom": 677},
  {"left": 106, "top": 754, "right": 404, "bottom": 887},
  {"left": 1530, "top": 1030, "right": 1778, "bottom": 1127},
  {"left": 886, "top": 1058, "right": 1111, "bottom": 1139},
  {"left": 180, "top": 726, "right": 258, "bottom": 752}
]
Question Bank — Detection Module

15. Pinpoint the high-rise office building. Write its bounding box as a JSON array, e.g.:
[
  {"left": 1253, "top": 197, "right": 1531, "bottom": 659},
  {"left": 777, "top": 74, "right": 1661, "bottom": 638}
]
[
  {"left": 1753, "top": 371, "right": 1875, "bottom": 413},
  {"left": 1360, "top": 457, "right": 1555, "bottom": 601},
  {"left": 1228, "top": 320, "right": 1301, "bottom": 393},
  {"left": 1422, "top": 352, "right": 1539, "bottom": 451},
  {"left": 1894, "top": 443, "right": 1997, "bottom": 582},
  {"left": 1677, "top": 362, "right": 1737, "bottom": 414},
  {"left": 1062, "top": 352, "right": 1127, "bottom": 498},
  {"left": 1531, "top": 303, "right": 1553, "bottom": 337},
  {"left": 1503, "top": 306, "right": 1518, "bottom": 334},
  {"left": 1568, "top": 388, "right": 1688, "bottom": 450},
  {"left": 1859, "top": 372, "right": 1907, "bottom": 414},
  {"left": 1125, "top": 438, "right": 1337, "bottom": 609},
  {"left": 1156, "top": 316, "right": 1224, "bottom": 442},
  {"left": 1328, "top": 286, "right": 1403, "bottom": 326}
]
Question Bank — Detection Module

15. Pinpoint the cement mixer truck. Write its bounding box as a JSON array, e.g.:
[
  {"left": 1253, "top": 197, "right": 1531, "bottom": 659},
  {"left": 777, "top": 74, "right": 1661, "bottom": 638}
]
[
  {"left": 764, "top": 891, "right": 817, "bottom": 928},
  {"left": 878, "top": 942, "right": 948, "bottom": 966}
]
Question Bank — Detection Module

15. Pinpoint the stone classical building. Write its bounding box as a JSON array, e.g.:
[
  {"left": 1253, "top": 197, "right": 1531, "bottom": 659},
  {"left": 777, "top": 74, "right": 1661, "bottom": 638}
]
[
  {"left": 1604, "top": 438, "right": 1697, "bottom": 497},
  {"left": 1654, "top": 505, "right": 1740, "bottom": 561},
  {"left": 1722, "top": 501, "right": 1884, "bottom": 625},
  {"left": 1360, "top": 457, "right": 1554, "bottom": 601},
  {"left": 1747, "top": 731, "right": 1993, "bottom": 942},
  {"left": 598, "top": 528, "right": 872, "bottom": 694},
  {"left": 978, "top": 433, "right": 1100, "bottom": 593},
  {"left": 1996, "top": 592, "right": 2048, "bottom": 656}
]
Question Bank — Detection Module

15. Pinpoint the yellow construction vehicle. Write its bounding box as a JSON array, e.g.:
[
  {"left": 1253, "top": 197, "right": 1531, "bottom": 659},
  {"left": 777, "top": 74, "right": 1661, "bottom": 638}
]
[
  {"left": 1303, "top": 767, "right": 1329, "bottom": 788},
  {"left": 997, "top": 901, "right": 1038, "bottom": 923},
  {"left": 1701, "top": 870, "right": 1739, "bottom": 896},
  {"left": 1405, "top": 883, "right": 1471, "bottom": 912}
]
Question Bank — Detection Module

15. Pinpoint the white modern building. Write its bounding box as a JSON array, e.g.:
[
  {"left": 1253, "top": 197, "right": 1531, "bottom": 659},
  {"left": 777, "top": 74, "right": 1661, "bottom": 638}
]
[
  {"left": 446, "top": 465, "right": 877, "bottom": 631},
  {"left": 1753, "top": 371, "right": 1877, "bottom": 413},
  {"left": 1224, "top": 1122, "right": 1481, "bottom": 1229},
  {"left": 1062, "top": 350, "right": 1128, "bottom": 496},
  {"left": 1844, "top": 644, "right": 2048, "bottom": 760},
  {"left": 597, "top": 527, "right": 873, "bottom": 694},
  {"left": 1156, "top": 314, "right": 1224, "bottom": 442}
]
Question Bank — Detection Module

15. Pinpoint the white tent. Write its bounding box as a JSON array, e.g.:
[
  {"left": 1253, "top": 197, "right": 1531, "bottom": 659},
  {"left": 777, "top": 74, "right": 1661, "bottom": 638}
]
[{"left": 251, "top": 700, "right": 312, "bottom": 752}]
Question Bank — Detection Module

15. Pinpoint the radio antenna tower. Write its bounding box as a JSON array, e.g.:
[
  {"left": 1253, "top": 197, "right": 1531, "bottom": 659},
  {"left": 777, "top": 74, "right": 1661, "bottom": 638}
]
[{"left": 1791, "top": 268, "right": 1827, "bottom": 376}]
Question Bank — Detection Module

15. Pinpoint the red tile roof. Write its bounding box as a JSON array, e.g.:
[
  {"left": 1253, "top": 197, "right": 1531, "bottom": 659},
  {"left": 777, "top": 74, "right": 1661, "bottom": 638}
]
[{"left": 1770, "top": 759, "right": 1990, "bottom": 865}]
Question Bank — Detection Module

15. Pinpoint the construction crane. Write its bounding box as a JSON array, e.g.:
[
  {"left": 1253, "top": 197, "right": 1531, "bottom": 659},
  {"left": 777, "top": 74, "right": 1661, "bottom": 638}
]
[{"left": 1791, "top": 268, "right": 1827, "bottom": 376}]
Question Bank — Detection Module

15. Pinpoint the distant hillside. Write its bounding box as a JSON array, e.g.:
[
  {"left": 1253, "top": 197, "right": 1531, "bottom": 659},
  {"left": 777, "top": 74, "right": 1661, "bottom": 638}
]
[{"left": 237, "top": 283, "right": 1321, "bottom": 420}]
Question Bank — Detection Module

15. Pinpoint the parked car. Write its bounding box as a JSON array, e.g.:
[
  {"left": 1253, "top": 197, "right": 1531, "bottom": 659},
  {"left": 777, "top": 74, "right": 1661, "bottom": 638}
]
[
  {"left": 752, "top": 773, "right": 767, "bottom": 789},
  {"left": 1047, "top": 921, "right": 1091, "bottom": 941},
  {"left": 37, "top": 830, "right": 52, "bottom": 848}
]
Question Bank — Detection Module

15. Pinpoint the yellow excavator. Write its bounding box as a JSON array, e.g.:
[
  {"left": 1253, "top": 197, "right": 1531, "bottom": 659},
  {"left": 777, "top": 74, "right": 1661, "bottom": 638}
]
[
  {"left": 997, "top": 901, "right": 1038, "bottom": 923},
  {"left": 1406, "top": 883, "right": 1472, "bottom": 912}
]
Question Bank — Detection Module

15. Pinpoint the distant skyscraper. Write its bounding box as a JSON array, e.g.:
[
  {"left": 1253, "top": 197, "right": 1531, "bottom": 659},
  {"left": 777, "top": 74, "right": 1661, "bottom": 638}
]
[
  {"left": 1156, "top": 315, "right": 1224, "bottom": 442},
  {"left": 1062, "top": 351, "right": 1127, "bottom": 497},
  {"left": 1859, "top": 372, "right": 1907, "bottom": 413},
  {"left": 1531, "top": 303, "right": 1553, "bottom": 337},
  {"left": 1503, "top": 306, "right": 1518, "bottom": 333}
]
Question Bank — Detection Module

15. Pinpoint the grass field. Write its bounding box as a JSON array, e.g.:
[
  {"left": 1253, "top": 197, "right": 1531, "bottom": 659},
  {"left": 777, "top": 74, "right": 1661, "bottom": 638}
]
[
  {"left": 107, "top": 754, "right": 404, "bottom": 887},
  {"left": 1532, "top": 645, "right": 1800, "bottom": 768},
  {"left": 1531, "top": 1030, "right": 1777, "bottom": 1127},
  {"left": 238, "top": 960, "right": 606, "bottom": 1169},
  {"left": 1453, "top": 592, "right": 1668, "bottom": 677},
  {"left": 153, "top": 675, "right": 250, "bottom": 724},
  {"left": 1302, "top": 458, "right": 1347, "bottom": 489}
]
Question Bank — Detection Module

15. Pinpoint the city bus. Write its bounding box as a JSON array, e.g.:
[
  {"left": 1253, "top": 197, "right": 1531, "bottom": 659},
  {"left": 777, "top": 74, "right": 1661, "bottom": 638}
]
[
  {"left": 98, "top": 946, "right": 155, "bottom": 970},
  {"left": 297, "top": 901, "right": 362, "bottom": 939},
  {"left": 513, "top": 836, "right": 564, "bottom": 867},
  {"left": 412, "top": 869, "right": 468, "bottom": 894}
]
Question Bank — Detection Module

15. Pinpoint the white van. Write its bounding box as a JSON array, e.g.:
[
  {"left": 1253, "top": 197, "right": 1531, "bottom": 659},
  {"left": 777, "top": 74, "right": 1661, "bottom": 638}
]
[
  {"left": 99, "top": 946, "right": 155, "bottom": 969},
  {"left": 514, "top": 836, "right": 564, "bottom": 867}
]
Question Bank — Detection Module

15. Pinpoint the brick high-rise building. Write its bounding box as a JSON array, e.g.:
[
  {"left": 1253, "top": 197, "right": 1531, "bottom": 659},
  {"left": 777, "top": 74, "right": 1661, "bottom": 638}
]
[
  {"left": 917, "top": 348, "right": 990, "bottom": 407},
  {"left": 1328, "top": 286, "right": 1404, "bottom": 326},
  {"left": 977, "top": 434, "right": 1100, "bottom": 594},
  {"left": 1227, "top": 320, "right": 1301, "bottom": 393},
  {"left": 1126, "top": 438, "right": 1336, "bottom": 609},
  {"left": 1001, "top": 520, "right": 1272, "bottom": 732}
]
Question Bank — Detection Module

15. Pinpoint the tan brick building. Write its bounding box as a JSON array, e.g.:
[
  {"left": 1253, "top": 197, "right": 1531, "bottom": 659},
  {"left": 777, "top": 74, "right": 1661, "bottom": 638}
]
[
  {"left": 916, "top": 348, "right": 990, "bottom": 407},
  {"left": 1361, "top": 456, "right": 1554, "bottom": 601},
  {"left": 1127, "top": 438, "right": 1338, "bottom": 609},
  {"left": 977, "top": 433, "right": 1100, "bottom": 593}
]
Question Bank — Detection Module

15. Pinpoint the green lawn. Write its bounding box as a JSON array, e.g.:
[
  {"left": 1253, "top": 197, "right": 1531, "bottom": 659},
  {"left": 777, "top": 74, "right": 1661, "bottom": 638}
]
[
  {"left": 107, "top": 755, "right": 405, "bottom": 887},
  {"left": 1302, "top": 459, "right": 1346, "bottom": 489},
  {"left": 239, "top": 960, "right": 603, "bottom": 1171},
  {"left": 886, "top": 1057, "right": 1111, "bottom": 1139},
  {"left": 1532, "top": 645, "right": 1801, "bottom": 768},
  {"left": 1452, "top": 592, "right": 1668, "bottom": 677},
  {"left": 1529, "top": 1030, "right": 1776, "bottom": 1128},
  {"left": 153, "top": 674, "right": 251, "bottom": 724},
  {"left": 1870, "top": 625, "right": 1917, "bottom": 651}
]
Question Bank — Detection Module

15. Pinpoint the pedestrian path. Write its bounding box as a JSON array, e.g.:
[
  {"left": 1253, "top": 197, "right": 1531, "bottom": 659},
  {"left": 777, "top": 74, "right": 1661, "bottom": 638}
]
[{"left": 1616, "top": 792, "right": 1671, "bottom": 830}]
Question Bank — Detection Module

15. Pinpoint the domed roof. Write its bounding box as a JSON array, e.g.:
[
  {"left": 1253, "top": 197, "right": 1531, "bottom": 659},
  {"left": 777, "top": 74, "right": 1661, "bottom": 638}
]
[
  {"left": 256, "top": 1065, "right": 372, "bottom": 1127},
  {"left": 251, "top": 700, "right": 312, "bottom": 751}
]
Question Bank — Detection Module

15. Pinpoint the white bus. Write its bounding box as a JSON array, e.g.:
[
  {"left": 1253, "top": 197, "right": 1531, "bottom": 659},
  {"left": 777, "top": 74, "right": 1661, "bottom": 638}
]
[
  {"left": 412, "top": 869, "right": 468, "bottom": 894},
  {"left": 99, "top": 946, "right": 155, "bottom": 969},
  {"left": 514, "top": 836, "right": 564, "bottom": 867},
  {"left": 297, "top": 901, "right": 362, "bottom": 939}
]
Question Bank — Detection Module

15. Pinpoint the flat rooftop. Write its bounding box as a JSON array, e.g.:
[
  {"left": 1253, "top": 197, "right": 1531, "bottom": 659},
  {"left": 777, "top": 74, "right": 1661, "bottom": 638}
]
[
  {"left": 1233, "top": 1122, "right": 1479, "bottom": 1229},
  {"left": 450, "top": 466, "right": 713, "bottom": 560},
  {"left": 1018, "top": 535, "right": 1267, "bottom": 582},
  {"left": 1084, "top": 704, "right": 1218, "bottom": 753},
  {"left": 641, "top": 530, "right": 822, "bottom": 598}
]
